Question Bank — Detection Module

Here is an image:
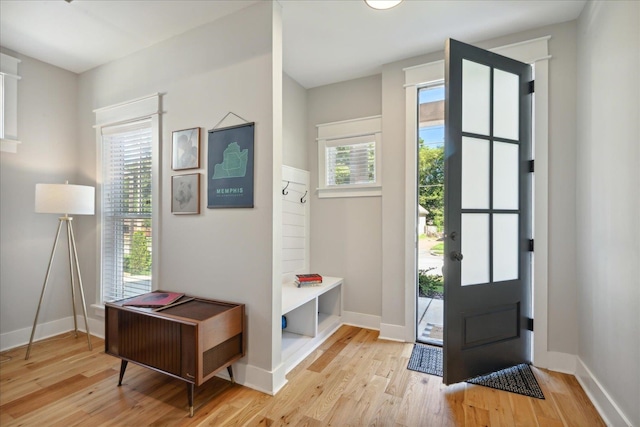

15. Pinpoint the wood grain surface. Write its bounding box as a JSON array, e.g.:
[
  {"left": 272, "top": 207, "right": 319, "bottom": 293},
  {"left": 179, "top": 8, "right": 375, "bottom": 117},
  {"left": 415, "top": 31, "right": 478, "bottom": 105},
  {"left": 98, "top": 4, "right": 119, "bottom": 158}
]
[{"left": 0, "top": 326, "right": 605, "bottom": 426}]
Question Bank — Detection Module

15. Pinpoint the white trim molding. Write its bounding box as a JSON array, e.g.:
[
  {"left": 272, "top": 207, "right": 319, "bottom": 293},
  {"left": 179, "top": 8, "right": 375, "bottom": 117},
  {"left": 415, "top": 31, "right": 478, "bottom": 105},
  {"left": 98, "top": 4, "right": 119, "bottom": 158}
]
[
  {"left": 403, "top": 37, "right": 551, "bottom": 368},
  {"left": 0, "top": 53, "right": 21, "bottom": 153},
  {"left": 94, "top": 93, "right": 162, "bottom": 303},
  {"left": 316, "top": 115, "right": 382, "bottom": 198},
  {"left": 575, "top": 358, "right": 634, "bottom": 427},
  {"left": 342, "top": 310, "right": 381, "bottom": 331}
]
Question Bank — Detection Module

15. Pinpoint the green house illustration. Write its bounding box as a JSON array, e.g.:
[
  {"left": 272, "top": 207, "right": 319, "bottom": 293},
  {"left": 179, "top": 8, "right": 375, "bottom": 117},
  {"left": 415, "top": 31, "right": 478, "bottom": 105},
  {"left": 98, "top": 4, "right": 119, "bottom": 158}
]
[{"left": 212, "top": 142, "right": 248, "bottom": 179}]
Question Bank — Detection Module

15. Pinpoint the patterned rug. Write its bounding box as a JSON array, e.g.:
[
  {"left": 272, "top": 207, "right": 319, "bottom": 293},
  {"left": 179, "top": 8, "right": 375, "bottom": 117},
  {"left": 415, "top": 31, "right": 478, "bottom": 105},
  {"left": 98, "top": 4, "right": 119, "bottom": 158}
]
[
  {"left": 420, "top": 323, "right": 443, "bottom": 341},
  {"left": 407, "top": 343, "right": 443, "bottom": 376},
  {"left": 407, "top": 344, "right": 545, "bottom": 399}
]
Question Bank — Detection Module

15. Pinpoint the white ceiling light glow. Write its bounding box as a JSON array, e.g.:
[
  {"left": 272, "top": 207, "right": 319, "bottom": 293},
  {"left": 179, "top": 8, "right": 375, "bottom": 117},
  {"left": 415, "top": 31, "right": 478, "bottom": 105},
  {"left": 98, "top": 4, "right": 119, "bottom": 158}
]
[{"left": 365, "top": 0, "right": 403, "bottom": 10}]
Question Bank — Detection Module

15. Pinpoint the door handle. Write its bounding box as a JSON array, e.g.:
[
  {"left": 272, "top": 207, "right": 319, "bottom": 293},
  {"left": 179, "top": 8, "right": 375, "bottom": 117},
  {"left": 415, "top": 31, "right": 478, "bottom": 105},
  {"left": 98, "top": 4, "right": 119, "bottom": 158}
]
[{"left": 450, "top": 251, "right": 464, "bottom": 262}]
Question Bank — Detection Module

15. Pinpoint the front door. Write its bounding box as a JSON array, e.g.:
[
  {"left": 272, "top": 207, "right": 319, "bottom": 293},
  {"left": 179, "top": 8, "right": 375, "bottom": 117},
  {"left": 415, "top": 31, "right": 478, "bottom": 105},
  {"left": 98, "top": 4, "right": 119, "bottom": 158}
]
[{"left": 443, "top": 39, "right": 533, "bottom": 385}]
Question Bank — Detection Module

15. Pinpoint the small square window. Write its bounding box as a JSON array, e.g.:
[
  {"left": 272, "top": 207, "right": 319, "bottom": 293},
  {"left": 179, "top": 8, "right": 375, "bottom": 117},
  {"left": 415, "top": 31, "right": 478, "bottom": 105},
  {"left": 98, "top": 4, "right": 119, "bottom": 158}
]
[
  {"left": 317, "top": 116, "right": 381, "bottom": 198},
  {"left": 326, "top": 139, "right": 376, "bottom": 186}
]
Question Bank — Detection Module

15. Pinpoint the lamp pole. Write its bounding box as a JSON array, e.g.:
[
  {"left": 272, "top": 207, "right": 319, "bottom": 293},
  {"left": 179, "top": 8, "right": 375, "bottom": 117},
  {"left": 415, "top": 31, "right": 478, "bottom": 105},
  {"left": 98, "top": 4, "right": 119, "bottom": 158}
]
[
  {"left": 27, "top": 183, "right": 94, "bottom": 360},
  {"left": 26, "top": 216, "right": 92, "bottom": 360}
]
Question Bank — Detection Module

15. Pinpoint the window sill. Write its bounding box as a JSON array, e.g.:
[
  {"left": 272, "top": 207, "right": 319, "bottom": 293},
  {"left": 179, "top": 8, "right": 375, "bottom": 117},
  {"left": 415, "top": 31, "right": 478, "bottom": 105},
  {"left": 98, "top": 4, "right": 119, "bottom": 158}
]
[
  {"left": 1, "top": 138, "right": 21, "bottom": 153},
  {"left": 317, "top": 185, "right": 382, "bottom": 199},
  {"left": 91, "top": 303, "right": 105, "bottom": 318}
]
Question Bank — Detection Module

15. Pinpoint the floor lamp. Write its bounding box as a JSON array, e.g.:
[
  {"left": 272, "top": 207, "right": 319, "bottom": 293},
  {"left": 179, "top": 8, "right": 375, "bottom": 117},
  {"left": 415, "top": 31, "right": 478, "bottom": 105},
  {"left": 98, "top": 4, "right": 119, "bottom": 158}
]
[{"left": 26, "top": 182, "right": 95, "bottom": 360}]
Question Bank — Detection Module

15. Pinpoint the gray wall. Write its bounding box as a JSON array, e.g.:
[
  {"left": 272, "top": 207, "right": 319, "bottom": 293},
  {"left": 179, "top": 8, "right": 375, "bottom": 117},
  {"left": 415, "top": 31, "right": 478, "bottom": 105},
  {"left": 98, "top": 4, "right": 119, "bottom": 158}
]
[
  {"left": 325, "top": 21, "right": 580, "bottom": 353},
  {"left": 83, "top": 2, "right": 279, "bottom": 376},
  {"left": 576, "top": 1, "right": 639, "bottom": 424},
  {"left": 3, "top": 3, "right": 638, "bottom": 419},
  {"left": 283, "top": 72, "right": 308, "bottom": 170},
  {"left": 307, "top": 74, "right": 383, "bottom": 318},
  {"left": 0, "top": 2, "right": 285, "bottom": 385},
  {"left": 0, "top": 51, "right": 80, "bottom": 343}
]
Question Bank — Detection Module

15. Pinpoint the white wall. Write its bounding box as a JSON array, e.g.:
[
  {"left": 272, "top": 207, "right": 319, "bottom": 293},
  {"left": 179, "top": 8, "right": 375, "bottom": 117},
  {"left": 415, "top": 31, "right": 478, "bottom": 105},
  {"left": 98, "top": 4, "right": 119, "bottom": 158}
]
[
  {"left": 576, "top": 1, "right": 639, "bottom": 425},
  {"left": 74, "top": 1, "right": 282, "bottom": 389},
  {"left": 283, "top": 72, "right": 308, "bottom": 170},
  {"left": 373, "top": 21, "right": 581, "bottom": 348},
  {"left": 0, "top": 51, "right": 80, "bottom": 349},
  {"left": 307, "top": 75, "right": 383, "bottom": 321},
  {"left": 306, "top": 21, "right": 581, "bottom": 347}
]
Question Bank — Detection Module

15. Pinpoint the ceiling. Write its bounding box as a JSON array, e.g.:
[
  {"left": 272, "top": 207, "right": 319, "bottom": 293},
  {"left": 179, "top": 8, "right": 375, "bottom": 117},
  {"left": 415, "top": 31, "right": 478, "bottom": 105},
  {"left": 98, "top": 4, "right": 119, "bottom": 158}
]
[{"left": 0, "top": 0, "right": 586, "bottom": 89}]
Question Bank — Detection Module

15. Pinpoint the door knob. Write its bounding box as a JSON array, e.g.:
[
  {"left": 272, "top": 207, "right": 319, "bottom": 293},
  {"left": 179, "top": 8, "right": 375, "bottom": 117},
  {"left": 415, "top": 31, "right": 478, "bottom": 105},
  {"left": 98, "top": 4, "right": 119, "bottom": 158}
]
[{"left": 450, "top": 251, "right": 464, "bottom": 261}]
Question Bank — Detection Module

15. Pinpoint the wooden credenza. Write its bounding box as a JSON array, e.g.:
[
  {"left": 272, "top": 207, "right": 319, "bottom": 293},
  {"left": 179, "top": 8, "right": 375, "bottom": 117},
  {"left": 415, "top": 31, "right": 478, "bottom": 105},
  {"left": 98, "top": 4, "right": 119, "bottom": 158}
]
[{"left": 105, "top": 294, "right": 245, "bottom": 416}]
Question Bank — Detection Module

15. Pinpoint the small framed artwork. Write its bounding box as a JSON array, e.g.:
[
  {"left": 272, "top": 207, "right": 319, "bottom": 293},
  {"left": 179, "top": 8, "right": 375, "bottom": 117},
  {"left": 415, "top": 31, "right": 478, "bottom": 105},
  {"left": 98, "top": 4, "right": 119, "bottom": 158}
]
[
  {"left": 171, "top": 173, "right": 200, "bottom": 214},
  {"left": 172, "top": 127, "right": 200, "bottom": 170}
]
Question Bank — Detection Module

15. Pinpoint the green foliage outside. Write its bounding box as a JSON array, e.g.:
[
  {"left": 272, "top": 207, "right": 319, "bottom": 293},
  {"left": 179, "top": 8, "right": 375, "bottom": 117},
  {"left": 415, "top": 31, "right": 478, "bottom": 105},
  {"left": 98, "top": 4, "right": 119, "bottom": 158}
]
[
  {"left": 332, "top": 143, "right": 375, "bottom": 185},
  {"left": 128, "top": 230, "right": 151, "bottom": 275},
  {"left": 418, "top": 140, "right": 444, "bottom": 231},
  {"left": 430, "top": 242, "right": 444, "bottom": 255},
  {"left": 418, "top": 268, "right": 444, "bottom": 299}
]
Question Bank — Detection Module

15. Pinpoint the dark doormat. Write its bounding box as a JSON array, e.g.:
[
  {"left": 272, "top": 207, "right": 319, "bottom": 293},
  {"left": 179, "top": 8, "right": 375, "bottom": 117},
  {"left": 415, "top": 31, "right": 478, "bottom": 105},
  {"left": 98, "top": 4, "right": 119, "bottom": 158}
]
[{"left": 407, "top": 344, "right": 545, "bottom": 399}]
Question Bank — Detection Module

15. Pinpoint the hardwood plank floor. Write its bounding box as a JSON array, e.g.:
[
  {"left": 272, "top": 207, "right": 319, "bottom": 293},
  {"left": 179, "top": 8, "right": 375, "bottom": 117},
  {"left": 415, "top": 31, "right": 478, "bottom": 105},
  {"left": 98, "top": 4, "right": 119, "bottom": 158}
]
[{"left": 0, "top": 326, "right": 605, "bottom": 426}]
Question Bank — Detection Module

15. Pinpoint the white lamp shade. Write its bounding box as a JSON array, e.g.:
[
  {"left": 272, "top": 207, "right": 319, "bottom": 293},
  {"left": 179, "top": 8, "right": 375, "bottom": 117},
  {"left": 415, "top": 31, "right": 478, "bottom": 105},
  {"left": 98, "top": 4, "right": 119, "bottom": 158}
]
[{"left": 35, "top": 183, "right": 95, "bottom": 215}]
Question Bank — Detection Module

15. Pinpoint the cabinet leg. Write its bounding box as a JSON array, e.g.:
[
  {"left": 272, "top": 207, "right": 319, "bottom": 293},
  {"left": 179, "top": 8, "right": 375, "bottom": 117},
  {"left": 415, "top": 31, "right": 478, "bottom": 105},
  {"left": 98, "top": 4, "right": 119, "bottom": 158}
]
[
  {"left": 118, "top": 360, "right": 128, "bottom": 386},
  {"left": 227, "top": 365, "right": 235, "bottom": 384},
  {"left": 187, "top": 383, "right": 194, "bottom": 417}
]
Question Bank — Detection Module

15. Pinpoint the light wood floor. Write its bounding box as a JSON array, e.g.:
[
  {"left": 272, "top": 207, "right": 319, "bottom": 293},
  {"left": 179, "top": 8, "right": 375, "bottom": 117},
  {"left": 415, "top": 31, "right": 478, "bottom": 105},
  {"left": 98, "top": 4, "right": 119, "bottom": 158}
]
[{"left": 0, "top": 326, "right": 604, "bottom": 426}]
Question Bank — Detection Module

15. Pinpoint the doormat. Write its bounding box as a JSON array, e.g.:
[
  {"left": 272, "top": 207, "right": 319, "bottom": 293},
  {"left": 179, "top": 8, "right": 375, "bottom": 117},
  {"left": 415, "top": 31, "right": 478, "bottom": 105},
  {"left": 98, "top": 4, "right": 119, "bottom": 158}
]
[
  {"left": 407, "top": 343, "right": 442, "bottom": 376},
  {"left": 421, "top": 323, "right": 444, "bottom": 341},
  {"left": 407, "top": 344, "right": 545, "bottom": 399}
]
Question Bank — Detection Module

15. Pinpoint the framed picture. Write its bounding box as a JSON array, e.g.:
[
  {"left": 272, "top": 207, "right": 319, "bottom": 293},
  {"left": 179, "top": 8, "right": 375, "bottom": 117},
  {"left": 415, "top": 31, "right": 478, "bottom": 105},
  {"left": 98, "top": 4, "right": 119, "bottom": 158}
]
[
  {"left": 172, "top": 127, "right": 200, "bottom": 170},
  {"left": 171, "top": 173, "right": 200, "bottom": 214},
  {"left": 207, "top": 122, "right": 255, "bottom": 208}
]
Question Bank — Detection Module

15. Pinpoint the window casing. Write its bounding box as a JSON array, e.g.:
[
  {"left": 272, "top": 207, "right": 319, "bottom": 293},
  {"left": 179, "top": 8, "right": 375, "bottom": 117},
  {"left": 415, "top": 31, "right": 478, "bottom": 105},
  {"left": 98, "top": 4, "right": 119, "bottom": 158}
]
[
  {"left": 94, "top": 94, "right": 160, "bottom": 305},
  {"left": 317, "top": 115, "right": 382, "bottom": 198},
  {"left": 0, "top": 52, "right": 21, "bottom": 153}
]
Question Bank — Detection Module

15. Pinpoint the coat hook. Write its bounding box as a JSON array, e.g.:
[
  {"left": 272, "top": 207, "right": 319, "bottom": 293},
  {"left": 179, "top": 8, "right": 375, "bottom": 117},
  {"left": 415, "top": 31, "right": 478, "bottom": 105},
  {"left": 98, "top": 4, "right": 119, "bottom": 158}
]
[
  {"left": 282, "top": 181, "right": 290, "bottom": 195},
  {"left": 300, "top": 190, "right": 307, "bottom": 204}
]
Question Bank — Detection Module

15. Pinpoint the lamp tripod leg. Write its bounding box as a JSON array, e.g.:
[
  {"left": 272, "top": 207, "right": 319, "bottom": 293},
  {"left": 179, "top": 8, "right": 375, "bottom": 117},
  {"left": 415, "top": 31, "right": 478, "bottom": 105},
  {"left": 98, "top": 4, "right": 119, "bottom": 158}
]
[
  {"left": 68, "top": 220, "right": 92, "bottom": 351},
  {"left": 26, "top": 219, "right": 64, "bottom": 360},
  {"left": 66, "top": 221, "right": 79, "bottom": 338}
]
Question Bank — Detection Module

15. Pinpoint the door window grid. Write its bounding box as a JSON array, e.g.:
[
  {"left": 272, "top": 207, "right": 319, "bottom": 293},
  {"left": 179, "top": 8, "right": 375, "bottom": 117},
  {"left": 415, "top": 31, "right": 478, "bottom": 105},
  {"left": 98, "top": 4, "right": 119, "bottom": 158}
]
[{"left": 460, "top": 60, "right": 522, "bottom": 286}]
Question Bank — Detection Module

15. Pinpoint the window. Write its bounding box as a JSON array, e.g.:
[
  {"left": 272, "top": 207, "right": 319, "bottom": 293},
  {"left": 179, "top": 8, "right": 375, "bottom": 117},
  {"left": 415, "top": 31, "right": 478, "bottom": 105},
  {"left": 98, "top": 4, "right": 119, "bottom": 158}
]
[
  {"left": 94, "top": 94, "right": 160, "bottom": 304},
  {"left": 101, "top": 120, "right": 153, "bottom": 302},
  {"left": 0, "top": 52, "right": 21, "bottom": 153},
  {"left": 0, "top": 73, "right": 4, "bottom": 139},
  {"left": 317, "top": 115, "right": 382, "bottom": 198}
]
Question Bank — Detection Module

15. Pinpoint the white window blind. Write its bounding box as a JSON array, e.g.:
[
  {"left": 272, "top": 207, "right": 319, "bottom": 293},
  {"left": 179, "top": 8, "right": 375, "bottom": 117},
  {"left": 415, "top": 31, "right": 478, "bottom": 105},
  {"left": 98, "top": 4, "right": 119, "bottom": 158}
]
[
  {"left": 325, "top": 136, "right": 376, "bottom": 186},
  {"left": 0, "top": 73, "right": 4, "bottom": 139},
  {"left": 101, "top": 119, "right": 153, "bottom": 303},
  {"left": 1, "top": 52, "right": 21, "bottom": 153}
]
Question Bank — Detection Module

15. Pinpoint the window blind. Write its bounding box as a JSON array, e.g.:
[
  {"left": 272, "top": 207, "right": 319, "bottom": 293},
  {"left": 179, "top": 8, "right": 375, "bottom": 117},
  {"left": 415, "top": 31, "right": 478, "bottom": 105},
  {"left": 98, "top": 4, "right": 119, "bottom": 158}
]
[
  {"left": 101, "top": 119, "right": 153, "bottom": 303},
  {"left": 0, "top": 73, "right": 4, "bottom": 138},
  {"left": 325, "top": 136, "right": 376, "bottom": 186}
]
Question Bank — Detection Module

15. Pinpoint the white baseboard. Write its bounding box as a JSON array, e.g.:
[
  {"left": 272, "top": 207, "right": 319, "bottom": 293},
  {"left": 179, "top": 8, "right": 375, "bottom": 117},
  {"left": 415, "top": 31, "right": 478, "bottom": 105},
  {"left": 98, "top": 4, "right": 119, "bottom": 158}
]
[
  {"left": 0, "top": 316, "right": 77, "bottom": 352},
  {"left": 329, "top": 312, "right": 409, "bottom": 342},
  {"left": 575, "top": 358, "right": 633, "bottom": 427},
  {"left": 342, "top": 310, "right": 380, "bottom": 331},
  {"left": 543, "top": 352, "right": 632, "bottom": 427},
  {"left": 0, "top": 315, "right": 105, "bottom": 354},
  {"left": 379, "top": 323, "right": 406, "bottom": 342},
  {"left": 546, "top": 351, "right": 577, "bottom": 374},
  {"left": 227, "top": 360, "right": 287, "bottom": 396}
]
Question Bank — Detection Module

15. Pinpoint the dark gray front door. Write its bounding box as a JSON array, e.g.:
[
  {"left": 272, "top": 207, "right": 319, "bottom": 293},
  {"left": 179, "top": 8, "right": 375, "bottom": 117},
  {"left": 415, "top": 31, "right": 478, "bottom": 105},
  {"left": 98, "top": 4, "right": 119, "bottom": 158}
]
[{"left": 443, "top": 39, "right": 533, "bottom": 385}]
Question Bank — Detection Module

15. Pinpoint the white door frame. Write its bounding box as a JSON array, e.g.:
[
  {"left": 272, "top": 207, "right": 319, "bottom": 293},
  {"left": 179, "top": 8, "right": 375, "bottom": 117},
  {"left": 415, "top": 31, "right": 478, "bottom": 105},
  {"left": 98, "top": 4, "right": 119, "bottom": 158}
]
[{"left": 403, "top": 36, "right": 552, "bottom": 368}]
